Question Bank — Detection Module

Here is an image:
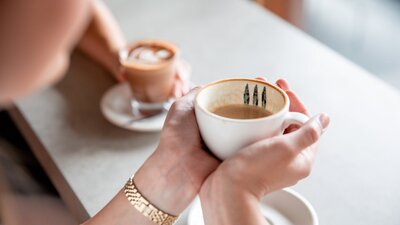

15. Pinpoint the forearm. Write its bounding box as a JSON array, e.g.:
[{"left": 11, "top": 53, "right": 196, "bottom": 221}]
[
  {"left": 199, "top": 173, "right": 269, "bottom": 225},
  {"left": 82, "top": 149, "right": 198, "bottom": 225},
  {"left": 78, "top": 0, "right": 126, "bottom": 77},
  {"left": 82, "top": 190, "right": 155, "bottom": 225},
  {"left": 81, "top": 90, "right": 221, "bottom": 225}
]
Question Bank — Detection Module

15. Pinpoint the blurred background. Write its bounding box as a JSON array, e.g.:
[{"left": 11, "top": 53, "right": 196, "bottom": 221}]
[{"left": 257, "top": 0, "right": 400, "bottom": 89}]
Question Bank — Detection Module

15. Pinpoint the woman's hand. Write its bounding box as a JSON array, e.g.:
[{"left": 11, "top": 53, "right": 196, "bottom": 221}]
[
  {"left": 171, "top": 59, "right": 191, "bottom": 98},
  {"left": 85, "top": 78, "right": 328, "bottom": 225},
  {"left": 78, "top": 0, "right": 126, "bottom": 81},
  {"left": 133, "top": 87, "right": 219, "bottom": 215},
  {"left": 199, "top": 79, "right": 330, "bottom": 225}
]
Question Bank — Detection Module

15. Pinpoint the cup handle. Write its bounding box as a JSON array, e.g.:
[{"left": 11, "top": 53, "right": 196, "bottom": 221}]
[{"left": 281, "top": 112, "right": 309, "bottom": 132}]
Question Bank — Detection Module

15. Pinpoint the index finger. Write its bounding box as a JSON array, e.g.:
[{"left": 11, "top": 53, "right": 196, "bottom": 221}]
[
  {"left": 276, "top": 79, "right": 310, "bottom": 116},
  {"left": 286, "top": 90, "right": 310, "bottom": 117}
]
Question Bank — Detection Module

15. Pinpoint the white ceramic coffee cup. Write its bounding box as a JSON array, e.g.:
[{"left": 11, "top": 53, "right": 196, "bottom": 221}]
[{"left": 194, "top": 78, "right": 309, "bottom": 160}]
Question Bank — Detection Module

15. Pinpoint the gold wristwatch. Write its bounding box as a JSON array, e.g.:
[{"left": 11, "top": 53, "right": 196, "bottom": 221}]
[{"left": 124, "top": 176, "right": 178, "bottom": 225}]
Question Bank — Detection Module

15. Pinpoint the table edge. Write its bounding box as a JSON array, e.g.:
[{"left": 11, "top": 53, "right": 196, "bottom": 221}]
[{"left": 8, "top": 106, "right": 90, "bottom": 223}]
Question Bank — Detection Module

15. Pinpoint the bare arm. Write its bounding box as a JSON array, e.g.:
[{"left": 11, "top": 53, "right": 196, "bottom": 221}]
[
  {"left": 200, "top": 181, "right": 268, "bottom": 225},
  {"left": 82, "top": 89, "right": 220, "bottom": 225},
  {"left": 77, "top": 0, "right": 126, "bottom": 80}
]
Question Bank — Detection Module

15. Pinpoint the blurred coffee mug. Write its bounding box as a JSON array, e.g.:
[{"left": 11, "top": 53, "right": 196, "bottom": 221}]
[{"left": 119, "top": 39, "right": 179, "bottom": 113}]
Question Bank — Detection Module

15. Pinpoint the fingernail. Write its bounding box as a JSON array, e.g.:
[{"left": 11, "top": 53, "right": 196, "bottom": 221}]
[
  {"left": 318, "top": 113, "right": 330, "bottom": 132},
  {"left": 255, "top": 76, "right": 267, "bottom": 81}
]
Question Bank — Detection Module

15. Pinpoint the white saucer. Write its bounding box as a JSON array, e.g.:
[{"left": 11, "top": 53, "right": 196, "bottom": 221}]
[
  {"left": 188, "top": 188, "right": 318, "bottom": 225},
  {"left": 100, "top": 82, "right": 168, "bottom": 132}
]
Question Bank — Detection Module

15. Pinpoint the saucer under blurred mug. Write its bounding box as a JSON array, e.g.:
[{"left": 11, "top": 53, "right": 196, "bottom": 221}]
[{"left": 194, "top": 78, "right": 309, "bottom": 160}]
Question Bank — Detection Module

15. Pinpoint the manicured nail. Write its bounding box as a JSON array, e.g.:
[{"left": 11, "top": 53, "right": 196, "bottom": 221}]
[
  {"left": 318, "top": 113, "right": 330, "bottom": 132},
  {"left": 276, "top": 78, "right": 290, "bottom": 91},
  {"left": 255, "top": 76, "right": 267, "bottom": 81}
]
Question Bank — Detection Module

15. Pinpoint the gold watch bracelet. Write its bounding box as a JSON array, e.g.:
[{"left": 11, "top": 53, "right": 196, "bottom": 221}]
[{"left": 124, "top": 175, "right": 179, "bottom": 225}]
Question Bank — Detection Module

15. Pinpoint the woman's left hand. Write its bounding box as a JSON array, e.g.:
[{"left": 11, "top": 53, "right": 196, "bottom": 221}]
[{"left": 133, "top": 87, "right": 219, "bottom": 216}]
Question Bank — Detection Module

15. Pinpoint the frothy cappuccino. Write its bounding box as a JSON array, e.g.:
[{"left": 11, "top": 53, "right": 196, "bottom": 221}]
[
  {"left": 127, "top": 44, "right": 173, "bottom": 65},
  {"left": 119, "top": 40, "right": 178, "bottom": 104}
]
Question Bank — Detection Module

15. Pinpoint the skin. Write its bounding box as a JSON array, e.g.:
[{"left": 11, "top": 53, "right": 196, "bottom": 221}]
[
  {"left": 0, "top": 0, "right": 91, "bottom": 104},
  {"left": 84, "top": 88, "right": 220, "bottom": 225},
  {"left": 84, "top": 81, "right": 329, "bottom": 225},
  {"left": 199, "top": 79, "right": 329, "bottom": 225},
  {"left": 0, "top": 1, "right": 330, "bottom": 224},
  {"left": 77, "top": 0, "right": 127, "bottom": 81}
]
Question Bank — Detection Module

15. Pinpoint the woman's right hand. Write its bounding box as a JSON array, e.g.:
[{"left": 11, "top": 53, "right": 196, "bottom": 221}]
[{"left": 199, "top": 81, "right": 330, "bottom": 225}]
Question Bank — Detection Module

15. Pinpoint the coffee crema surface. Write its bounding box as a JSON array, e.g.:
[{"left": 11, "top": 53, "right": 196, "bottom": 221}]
[
  {"left": 127, "top": 44, "right": 173, "bottom": 65},
  {"left": 212, "top": 104, "right": 273, "bottom": 119}
]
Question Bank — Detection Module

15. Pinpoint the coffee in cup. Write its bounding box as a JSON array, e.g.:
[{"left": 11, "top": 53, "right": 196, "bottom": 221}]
[
  {"left": 195, "top": 78, "right": 309, "bottom": 159},
  {"left": 212, "top": 104, "right": 273, "bottom": 119},
  {"left": 119, "top": 40, "right": 178, "bottom": 113}
]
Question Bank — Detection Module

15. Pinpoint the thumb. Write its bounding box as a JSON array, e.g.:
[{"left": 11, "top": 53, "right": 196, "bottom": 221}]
[
  {"left": 285, "top": 113, "right": 330, "bottom": 152},
  {"left": 172, "top": 86, "right": 201, "bottom": 107}
]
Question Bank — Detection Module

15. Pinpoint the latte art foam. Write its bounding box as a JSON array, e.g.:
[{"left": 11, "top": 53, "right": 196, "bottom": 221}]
[
  {"left": 120, "top": 40, "right": 178, "bottom": 103},
  {"left": 127, "top": 45, "right": 173, "bottom": 64}
]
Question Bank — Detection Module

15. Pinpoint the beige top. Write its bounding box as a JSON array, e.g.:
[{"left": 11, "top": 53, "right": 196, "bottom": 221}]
[{"left": 11, "top": 0, "right": 400, "bottom": 224}]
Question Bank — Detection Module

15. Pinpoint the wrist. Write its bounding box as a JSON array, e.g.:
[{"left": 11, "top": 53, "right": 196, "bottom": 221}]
[
  {"left": 199, "top": 168, "right": 254, "bottom": 203},
  {"left": 199, "top": 171, "right": 260, "bottom": 225},
  {"left": 133, "top": 149, "right": 198, "bottom": 215}
]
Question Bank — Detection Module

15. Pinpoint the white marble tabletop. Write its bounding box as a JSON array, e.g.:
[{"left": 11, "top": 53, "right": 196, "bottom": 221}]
[{"left": 11, "top": 0, "right": 400, "bottom": 224}]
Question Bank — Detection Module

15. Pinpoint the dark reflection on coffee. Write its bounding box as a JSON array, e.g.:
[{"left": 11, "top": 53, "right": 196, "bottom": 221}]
[{"left": 212, "top": 104, "right": 272, "bottom": 119}]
